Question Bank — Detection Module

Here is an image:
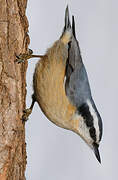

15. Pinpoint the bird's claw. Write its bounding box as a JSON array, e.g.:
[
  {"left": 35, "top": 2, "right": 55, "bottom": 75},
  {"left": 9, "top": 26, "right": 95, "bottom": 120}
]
[
  {"left": 15, "top": 56, "right": 25, "bottom": 64},
  {"left": 15, "top": 49, "right": 33, "bottom": 64},
  {"left": 22, "top": 108, "right": 32, "bottom": 122}
]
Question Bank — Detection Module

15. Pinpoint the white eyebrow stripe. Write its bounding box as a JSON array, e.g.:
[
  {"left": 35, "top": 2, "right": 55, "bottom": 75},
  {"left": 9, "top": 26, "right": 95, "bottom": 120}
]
[{"left": 87, "top": 100, "right": 100, "bottom": 143}]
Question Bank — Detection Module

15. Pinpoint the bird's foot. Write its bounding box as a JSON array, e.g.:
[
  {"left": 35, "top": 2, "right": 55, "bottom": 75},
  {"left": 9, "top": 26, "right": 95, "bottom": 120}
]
[
  {"left": 15, "top": 49, "right": 33, "bottom": 63},
  {"left": 22, "top": 108, "right": 32, "bottom": 122}
]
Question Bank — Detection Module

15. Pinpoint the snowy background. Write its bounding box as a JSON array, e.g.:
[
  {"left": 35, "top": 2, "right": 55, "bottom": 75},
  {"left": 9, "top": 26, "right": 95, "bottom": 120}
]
[{"left": 25, "top": 0, "right": 118, "bottom": 179}]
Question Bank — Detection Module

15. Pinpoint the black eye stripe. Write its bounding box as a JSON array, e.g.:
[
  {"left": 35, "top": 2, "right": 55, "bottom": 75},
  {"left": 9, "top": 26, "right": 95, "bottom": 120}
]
[
  {"left": 78, "top": 103, "right": 97, "bottom": 141},
  {"left": 78, "top": 103, "right": 93, "bottom": 127},
  {"left": 91, "top": 102, "right": 103, "bottom": 142},
  {"left": 89, "top": 127, "right": 96, "bottom": 141}
]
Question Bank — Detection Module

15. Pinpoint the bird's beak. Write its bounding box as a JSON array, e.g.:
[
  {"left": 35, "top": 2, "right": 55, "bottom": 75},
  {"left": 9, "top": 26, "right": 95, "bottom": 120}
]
[
  {"left": 93, "top": 143, "right": 101, "bottom": 164},
  {"left": 63, "top": 5, "right": 71, "bottom": 32}
]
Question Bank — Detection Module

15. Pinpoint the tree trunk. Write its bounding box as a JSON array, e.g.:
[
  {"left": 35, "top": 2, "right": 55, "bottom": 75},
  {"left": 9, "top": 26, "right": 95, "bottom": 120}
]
[{"left": 0, "top": 0, "right": 29, "bottom": 179}]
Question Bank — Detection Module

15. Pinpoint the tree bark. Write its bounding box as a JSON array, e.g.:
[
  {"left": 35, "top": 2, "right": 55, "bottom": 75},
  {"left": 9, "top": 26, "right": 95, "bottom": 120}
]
[{"left": 0, "top": 0, "right": 29, "bottom": 179}]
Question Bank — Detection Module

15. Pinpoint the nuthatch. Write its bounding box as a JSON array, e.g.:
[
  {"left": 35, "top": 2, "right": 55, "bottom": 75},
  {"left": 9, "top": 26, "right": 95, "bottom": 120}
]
[{"left": 16, "top": 6, "right": 103, "bottom": 163}]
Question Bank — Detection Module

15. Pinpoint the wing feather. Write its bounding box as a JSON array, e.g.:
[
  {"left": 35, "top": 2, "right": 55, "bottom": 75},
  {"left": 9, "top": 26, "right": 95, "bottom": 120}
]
[{"left": 65, "top": 16, "right": 92, "bottom": 107}]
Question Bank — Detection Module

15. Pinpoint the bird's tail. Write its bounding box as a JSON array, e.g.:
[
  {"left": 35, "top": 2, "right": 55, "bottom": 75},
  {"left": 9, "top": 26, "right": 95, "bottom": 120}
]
[
  {"left": 60, "top": 6, "right": 72, "bottom": 45},
  {"left": 64, "top": 5, "right": 71, "bottom": 31}
]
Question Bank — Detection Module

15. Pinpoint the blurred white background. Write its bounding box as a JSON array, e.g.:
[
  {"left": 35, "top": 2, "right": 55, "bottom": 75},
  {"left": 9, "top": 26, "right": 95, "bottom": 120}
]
[{"left": 26, "top": 0, "right": 118, "bottom": 179}]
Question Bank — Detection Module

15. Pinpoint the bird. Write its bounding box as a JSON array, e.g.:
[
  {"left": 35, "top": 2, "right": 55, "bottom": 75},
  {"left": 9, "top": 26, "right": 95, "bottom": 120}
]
[{"left": 16, "top": 6, "right": 103, "bottom": 163}]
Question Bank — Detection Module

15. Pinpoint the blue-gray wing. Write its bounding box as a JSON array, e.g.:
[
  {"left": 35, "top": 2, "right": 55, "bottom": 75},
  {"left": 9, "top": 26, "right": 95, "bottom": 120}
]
[{"left": 65, "top": 16, "right": 92, "bottom": 107}]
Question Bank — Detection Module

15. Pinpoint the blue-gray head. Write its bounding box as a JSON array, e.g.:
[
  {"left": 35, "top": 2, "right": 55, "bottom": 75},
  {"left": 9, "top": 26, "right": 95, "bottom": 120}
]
[{"left": 64, "top": 9, "right": 103, "bottom": 163}]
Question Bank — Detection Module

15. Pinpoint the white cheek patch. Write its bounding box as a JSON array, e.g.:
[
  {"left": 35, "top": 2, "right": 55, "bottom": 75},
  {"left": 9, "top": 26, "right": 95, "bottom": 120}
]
[
  {"left": 87, "top": 100, "right": 100, "bottom": 143},
  {"left": 77, "top": 115, "right": 93, "bottom": 147}
]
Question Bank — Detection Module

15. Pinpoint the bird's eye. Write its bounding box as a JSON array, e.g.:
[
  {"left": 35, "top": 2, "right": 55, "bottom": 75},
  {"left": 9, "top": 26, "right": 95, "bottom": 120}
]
[
  {"left": 89, "top": 127, "right": 96, "bottom": 141},
  {"left": 93, "top": 142, "right": 99, "bottom": 148}
]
